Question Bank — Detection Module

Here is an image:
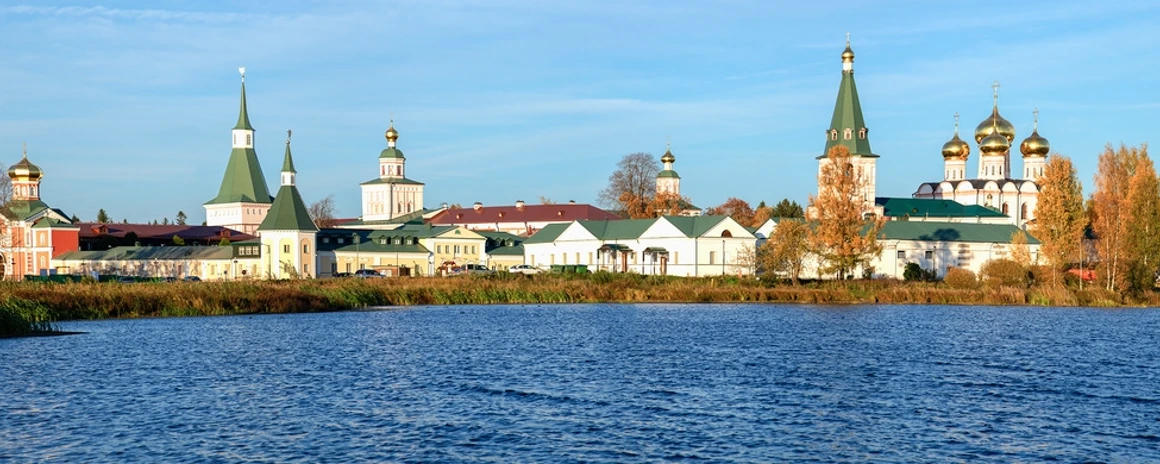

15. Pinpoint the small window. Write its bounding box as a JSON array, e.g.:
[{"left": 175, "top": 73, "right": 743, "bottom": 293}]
[
  {"left": 896, "top": 250, "right": 905, "bottom": 259},
  {"left": 925, "top": 250, "right": 933, "bottom": 260},
  {"left": 246, "top": 134, "right": 252, "bottom": 145},
  {"left": 844, "top": 128, "right": 852, "bottom": 140},
  {"left": 303, "top": 244, "right": 309, "bottom": 253},
  {"left": 322, "top": 237, "right": 330, "bottom": 244},
  {"left": 283, "top": 244, "right": 290, "bottom": 253},
  {"left": 830, "top": 130, "right": 838, "bottom": 141},
  {"left": 858, "top": 128, "right": 867, "bottom": 139}
]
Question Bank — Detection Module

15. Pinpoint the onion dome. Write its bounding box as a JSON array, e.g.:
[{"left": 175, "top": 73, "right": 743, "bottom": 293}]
[
  {"left": 8, "top": 145, "right": 43, "bottom": 180},
  {"left": 979, "top": 129, "right": 1010, "bottom": 155},
  {"left": 379, "top": 122, "right": 405, "bottom": 159},
  {"left": 661, "top": 149, "right": 675, "bottom": 163},
  {"left": 841, "top": 45, "right": 854, "bottom": 62},
  {"left": 942, "top": 133, "right": 971, "bottom": 160},
  {"left": 941, "top": 113, "right": 970, "bottom": 160},
  {"left": 385, "top": 124, "right": 398, "bottom": 143},
  {"left": 974, "top": 106, "right": 1016, "bottom": 143},
  {"left": 1020, "top": 109, "right": 1050, "bottom": 157}
]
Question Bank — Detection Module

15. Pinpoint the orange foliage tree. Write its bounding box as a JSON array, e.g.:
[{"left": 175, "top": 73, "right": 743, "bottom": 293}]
[
  {"left": 806, "top": 146, "right": 883, "bottom": 278},
  {"left": 706, "top": 197, "right": 755, "bottom": 226},
  {"left": 1031, "top": 153, "right": 1084, "bottom": 285}
]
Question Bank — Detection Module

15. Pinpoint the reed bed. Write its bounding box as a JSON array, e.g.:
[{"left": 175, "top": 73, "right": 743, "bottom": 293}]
[{"left": 0, "top": 273, "right": 1151, "bottom": 326}]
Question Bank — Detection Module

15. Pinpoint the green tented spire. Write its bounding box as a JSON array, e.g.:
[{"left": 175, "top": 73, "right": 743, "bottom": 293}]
[
  {"left": 282, "top": 130, "right": 296, "bottom": 173},
  {"left": 234, "top": 70, "right": 254, "bottom": 131},
  {"left": 821, "top": 37, "right": 876, "bottom": 159},
  {"left": 260, "top": 134, "right": 317, "bottom": 232}
]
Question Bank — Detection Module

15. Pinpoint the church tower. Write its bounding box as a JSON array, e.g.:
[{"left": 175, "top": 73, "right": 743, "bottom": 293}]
[
  {"left": 8, "top": 144, "right": 43, "bottom": 202},
  {"left": 205, "top": 68, "right": 273, "bottom": 234},
  {"left": 941, "top": 113, "right": 970, "bottom": 181},
  {"left": 974, "top": 81, "right": 1015, "bottom": 180},
  {"left": 656, "top": 140, "right": 681, "bottom": 195},
  {"left": 818, "top": 35, "right": 878, "bottom": 209},
  {"left": 1020, "top": 109, "right": 1050, "bottom": 182},
  {"left": 360, "top": 120, "right": 425, "bottom": 222},
  {"left": 258, "top": 131, "right": 318, "bottom": 279}
]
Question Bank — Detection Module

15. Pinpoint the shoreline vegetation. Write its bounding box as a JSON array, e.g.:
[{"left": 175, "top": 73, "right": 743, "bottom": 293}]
[{"left": 1, "top": 272, "right": 1155, "bottom": 336}]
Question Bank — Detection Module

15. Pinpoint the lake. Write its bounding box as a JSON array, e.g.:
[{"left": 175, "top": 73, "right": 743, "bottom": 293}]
[{"left": 2, "top": 304, "right": 1159, "bottom": 462}]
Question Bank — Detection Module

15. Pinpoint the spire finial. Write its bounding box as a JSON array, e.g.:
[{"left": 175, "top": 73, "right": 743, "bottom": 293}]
[
  {"left": 286, "top": 129, "right": 292, "bottom": 145},
  {"left": 239, "top": 67, "right": 246, "bottom": 83},
  {"left": 1033, "top": 107, "right": 1039, "bottom": 131},
  {"left": 954, "top": 112, "right": 960, "bottom": 134},
  {"left": 666, "top": 135, "right": 671, "bottom": 151},
  {"left": 846, "top": 32, "right": 850, "bottom": 47},
  {"left": 22, "top": 142, "right": 27, "bottom": 159},
  {"left": 992, "top": 80, "right": 1000, "bottom": 106}
]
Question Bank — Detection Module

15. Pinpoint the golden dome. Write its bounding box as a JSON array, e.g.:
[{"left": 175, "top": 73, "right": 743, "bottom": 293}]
[
  {"left": 385, "top": 124, "right": 398, "bottom": 142},
  {"left": 979, "top": 130, "right": 1010, "bottom": 155},
  {"left": 841, "top": 45, "right": 854, "bottom": 62},
  {"left": 7, "top": 145, "right": 42, "bottom": 180},
  {"left": 974, "top": 106, "right": 1016, "bottom": 143},
  {"left": 942, "top": 133, "right": 970, "bottom": 160},
  {"left": 661, "top": 149, "right": 675, "bottom": 163},
  {"left": 1020, "top": 130, "right": 1049, "bottom": 157}
]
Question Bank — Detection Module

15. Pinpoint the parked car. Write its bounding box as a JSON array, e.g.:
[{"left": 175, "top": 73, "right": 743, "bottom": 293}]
[
  {"left": 332, "top": 272, "right": 353, "bottom": 278},
  {"left": 508, "top": 264, "right": 543, "bottom": 275},
  {"left": 183, "top": 276, "right": 202, "bottom": 282},
  {"left": 354, "top": 269, "right": 384, "bottom": 279},
  {"left": 116, "top": 276, "right": 137, "bottom": 283},
  {"left": 462, "top": 264, "right": 494, "bottom": 275},
  {"left": 163, "top": 276, "right": 178, "bottom": 283}
]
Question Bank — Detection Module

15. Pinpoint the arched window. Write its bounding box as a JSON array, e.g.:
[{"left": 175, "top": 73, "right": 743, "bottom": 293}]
[
  {"left": 986, "top": 194, "right": 993, "bottom": 206},
  {"left": 1020, "top": 203, "right": 1028, "bottom": 221},
  {"left": 1002, "top": 203, "right": 1009, "bottom": 215},
  {"left": 858, "top": 128, "right": 867, "bottom": 139},
  {"left": 722, "top": 230, "right": 733, "bottom": 238},
  {"left": 844, "top": 128, "right": 853, "bottom": 140},
  {"left": 830, "top": 130, "right": 838, "bottom": 141}
]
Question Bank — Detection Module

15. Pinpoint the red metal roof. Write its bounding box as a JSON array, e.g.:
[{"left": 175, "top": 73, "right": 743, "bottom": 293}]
[
  {"left": 429, "top": 203, "right": 620, "bottom": 226},
  {"left": 77, "top": 223, "right": 256, "bottom": 241}
]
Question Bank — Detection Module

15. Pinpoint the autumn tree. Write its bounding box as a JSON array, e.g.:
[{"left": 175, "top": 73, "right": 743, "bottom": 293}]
[
  {"left": 762, "top": 219, "right": 810, "bottom": 284},
  {"left": 1031, "top": 153, "right": 1085, "bottom": 285},
  {"left": 0, "top": 161, "right": 11, "bottom": 205},
  {"left": 1124, "top": 146, "right": 1160, "bottom": 292},
  {"left": 806, "top": 146, "right": 883, "bottom": 278},
  {"left": 706, "top": 197, "right": 755, "bottom": 226},
  {"left": 1091, "top": 144, "right": 1141, "bottom": 291},
  {"left": 308, "top": 194, "right": 339, "bottom": 229},
  {"left": 652, "top": 191, "right": 693, "bottom": 217},
  {"left": 1009, "top": 230, "right": 1032, "bottom": 268},
  {"left": 538, "top": 196, "right": 555, "bottom": 205},
  {"left": 598, "top": 152, "right": 659, "bottom": 211}
]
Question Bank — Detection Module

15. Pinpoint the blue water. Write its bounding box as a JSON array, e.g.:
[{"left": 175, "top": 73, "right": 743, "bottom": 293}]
[{"left": 2, "top": 304, "right": 1160, "bottom": 462}]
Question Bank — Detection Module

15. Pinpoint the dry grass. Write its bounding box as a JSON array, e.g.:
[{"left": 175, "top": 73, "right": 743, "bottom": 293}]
[{"left": 0, "top": 273, "right": 1153, "bottom": 324}]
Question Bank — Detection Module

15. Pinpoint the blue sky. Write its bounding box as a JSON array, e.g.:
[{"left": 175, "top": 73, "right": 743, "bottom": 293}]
[{"left": 2, "top": 1, "right": 1158, "bottom": 223}]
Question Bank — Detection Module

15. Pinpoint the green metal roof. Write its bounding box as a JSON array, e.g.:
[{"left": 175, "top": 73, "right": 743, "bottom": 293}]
[
  {"left": 664, "top": 215, "right": 728, "bottom": 238},
  {"left": 340, "top": 209, "right": 432, "bottom": 227},
  {"left": 523, "top": 223, "right": 570, "bottom": 244},
  {"left": 0, "top": 199, "right": 50, "bottom": 220},
  {"left": 332, "top": 242, "right": 429, "bottom": 254},
  {"left": 578, "top": 218, "right": 657, "bottom": 240},
  {"left": 281, "top": 142, "right": 296, "bottom": 172},
  {"left": 379, "top": 147, "right": 405, "bottom": 159},
  {"left": 876, "top": 197, "right": 1007, "bottom": 219},
  {"left": 205, "top": 147, "right": 273, "bottom": 205},
  {"left": 55, "top": 245, "right": 236, "bottom": 262},
  {"left": 822, "top": 61, "right": 876, "bottom": 159},
  {"left": 487, "top": 244, "right": 525, "bottom": 256},
  {"left": 657, "top": 170, "right": 680, "bottom": 178},
  {"left": 31, "top": 217, "right": 75, "bottom": 228},
  {"left": 234, "top": 81, "right": 254, "bottom": 131},
  {"left": 258, "top": 146, "right": 317, "bottom": 232},
  {"left": 879, "top": 222, "right": 1040, "bottom": 245},
  {"left": 359, "top": 176, "right": 424, "bottom": 186}
]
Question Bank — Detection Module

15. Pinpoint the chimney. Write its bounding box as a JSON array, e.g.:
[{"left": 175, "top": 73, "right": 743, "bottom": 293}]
[
  {"left": 568, "top": 200, "right": 576, "bottom": 204},
  {"left": 441, "top": 202, "right": 449, "bottom": 209},
  {"left": 473, "top": 202, "right": 483, "bottom": 211},
  {"left": 515, "top": 200, "right": 525, "bottom": 210}
]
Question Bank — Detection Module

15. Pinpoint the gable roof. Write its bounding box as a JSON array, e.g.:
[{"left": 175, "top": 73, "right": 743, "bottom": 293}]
[
  {"left": 664, "top": 215, "right": 729, "bottom": 237},
  {"left": 76, "top": 223, "right": 255, "bottom": 241},
  {"left": 879, "top": 222, "right": 1039, "bottom": 245},
  {"left": 258, "top": 184, "right": 317, "bottom": 232},
  {"left": 523, "top": 223, "right": 570, "bottom": 244},
  {"left": 429, "top": 203, "right": 620, "bottom": 226},
  {"left": 875, "top": 197, "right": 1007, "bottom": 219},
  {"left": 55, "top": 245, "right": 237, "bottom": 262}
]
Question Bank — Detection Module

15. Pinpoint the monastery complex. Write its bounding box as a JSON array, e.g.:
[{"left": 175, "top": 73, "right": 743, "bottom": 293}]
[{"left": 2, "top": 38, "right": 1053, "bottom": 281}]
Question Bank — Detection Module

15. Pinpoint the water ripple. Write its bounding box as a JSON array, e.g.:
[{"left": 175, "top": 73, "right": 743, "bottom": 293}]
[{"left": 2, "top": 304, "right": 1160, "bottom": 462}]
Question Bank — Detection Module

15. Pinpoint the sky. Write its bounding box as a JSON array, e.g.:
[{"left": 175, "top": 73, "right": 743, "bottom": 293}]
[{"left": 2, "top": 0, "right": 1159, "bottom": 223}]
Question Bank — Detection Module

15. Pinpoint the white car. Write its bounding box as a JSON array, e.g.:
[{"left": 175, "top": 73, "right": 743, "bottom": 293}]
[{"left": 508, "top": 264, "right": 543, "bottom": 275}]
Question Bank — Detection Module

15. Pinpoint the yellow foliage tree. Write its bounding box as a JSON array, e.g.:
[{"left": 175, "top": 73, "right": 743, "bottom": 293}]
[
  {"left": 1031, "top": 153, "right": 1084, "bottom": 286},
  {"left": 762, "top": 219, "right": 810, "bottom": 284},
  {"left": 806, "top": 146, "right": 883, "bottom": 278}
]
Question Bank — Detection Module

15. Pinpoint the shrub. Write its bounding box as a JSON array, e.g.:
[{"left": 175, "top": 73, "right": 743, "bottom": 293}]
[
  {"left": 903, "top": 263, "right": 937, "bottom": 282},
  {"left": 943, "top": 267, "right": 979, "bottom": 289},
  {"left": 980, "top": 259, "right": 1030, "bottom": 288}
]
